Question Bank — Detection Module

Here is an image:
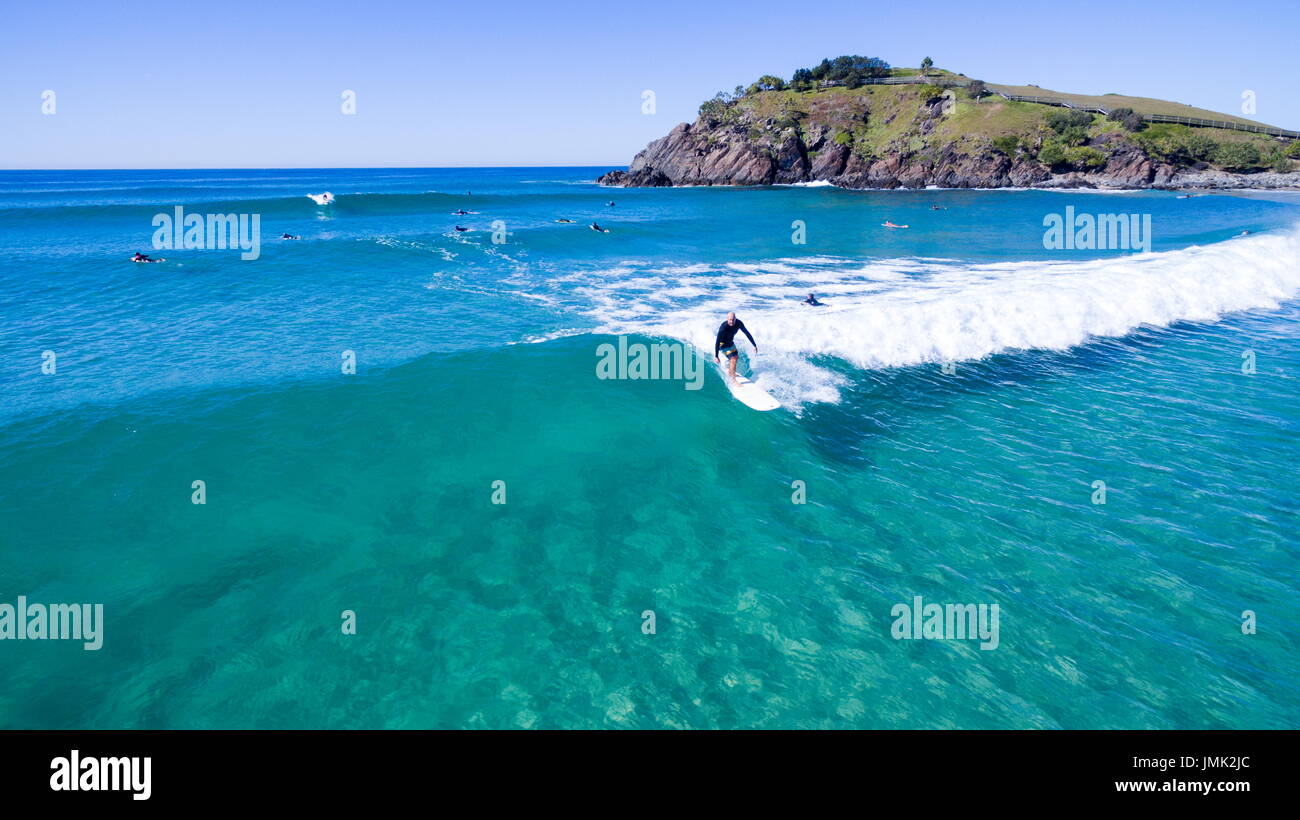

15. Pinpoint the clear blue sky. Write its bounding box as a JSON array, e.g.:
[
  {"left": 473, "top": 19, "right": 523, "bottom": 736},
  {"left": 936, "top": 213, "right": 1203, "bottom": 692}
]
[{"left": 3, "top": 0, "right": 1297, "bottom": 169}]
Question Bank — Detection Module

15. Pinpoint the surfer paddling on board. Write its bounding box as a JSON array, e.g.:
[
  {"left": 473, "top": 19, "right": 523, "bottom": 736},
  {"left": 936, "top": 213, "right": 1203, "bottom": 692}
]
[{"left": 715, "top": 312, "right": 758, "bottom": 385}]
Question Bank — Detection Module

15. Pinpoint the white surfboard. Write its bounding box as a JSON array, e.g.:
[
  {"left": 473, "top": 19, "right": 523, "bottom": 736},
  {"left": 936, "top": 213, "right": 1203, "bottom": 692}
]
[{"left": 720, "top": 368, "right": 780, "bottom": 411}]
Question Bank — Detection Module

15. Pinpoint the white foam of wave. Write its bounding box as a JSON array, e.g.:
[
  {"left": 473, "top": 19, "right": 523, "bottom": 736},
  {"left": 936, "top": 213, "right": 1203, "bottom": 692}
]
[
  {"left": 1038, "top": 187, "right": 1148, "bottom": 195},
  {"left": 771, "top": 255, "right": 854, "bottom": 265},
  {"left": 579, "top": 224, "right": 1300, "bottom": 409},
  {"left": 512, "top": 328, "right": 588, "bottom": 345},
  {"left": 376, "top": 236, "right": 458, "bottom": 261}
]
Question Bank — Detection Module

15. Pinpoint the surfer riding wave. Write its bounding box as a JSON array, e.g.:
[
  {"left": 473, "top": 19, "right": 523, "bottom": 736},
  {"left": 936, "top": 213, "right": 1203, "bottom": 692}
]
[{"left": 715, "top": 312, "right": 757, "bottom": 385}]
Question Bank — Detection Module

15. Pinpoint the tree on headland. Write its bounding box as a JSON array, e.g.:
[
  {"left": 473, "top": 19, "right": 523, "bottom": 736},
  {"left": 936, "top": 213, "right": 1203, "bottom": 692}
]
[
  {"left": 723, "top": 53, "right": 896, "bottom": 96},
  {"left": 699, "top": 89, "right": 740, "bottom": 120},
  {"left": 967, "top": 80, "right": 987, "bottom": 99},
  {"left": 746, "top": 75, "right": 787, "bottom": 95},
  {"left": 803, "top": 55, "right": 892, "bottom": 89},
  {"left": 921, "top": 57, "right": 933, "bottom": 75}
]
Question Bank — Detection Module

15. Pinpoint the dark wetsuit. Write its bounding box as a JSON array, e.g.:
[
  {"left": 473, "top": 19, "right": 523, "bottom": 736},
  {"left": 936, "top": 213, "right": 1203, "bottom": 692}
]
[{"left": 715, "top": 319, "right": 756, "bottom": 360}]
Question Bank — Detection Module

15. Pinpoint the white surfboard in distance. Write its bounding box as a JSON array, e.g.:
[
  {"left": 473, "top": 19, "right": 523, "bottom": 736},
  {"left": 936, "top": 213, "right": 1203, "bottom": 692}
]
[{"left": 719, "top": 367, "right": 780, "bottom": 411}]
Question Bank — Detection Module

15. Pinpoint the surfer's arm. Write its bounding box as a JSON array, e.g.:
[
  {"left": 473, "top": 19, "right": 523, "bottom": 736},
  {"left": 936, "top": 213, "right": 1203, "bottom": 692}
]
[{"left": 739, "top": 322, "right": 757, "bottom": 349}]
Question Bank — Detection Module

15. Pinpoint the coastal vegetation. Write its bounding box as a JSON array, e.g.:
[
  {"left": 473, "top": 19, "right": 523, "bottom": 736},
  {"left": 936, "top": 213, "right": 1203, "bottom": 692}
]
[
  {"left": 789, "top": 55, "right": 893, "bottom": 90},
  {"left": 697, "top": 58, "right": 1296, "bottom": 178}
]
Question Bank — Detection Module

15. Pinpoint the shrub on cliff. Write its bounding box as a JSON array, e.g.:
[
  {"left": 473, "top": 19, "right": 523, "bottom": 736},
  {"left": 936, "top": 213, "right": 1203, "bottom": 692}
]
[
  {"left": 1182, "top": 133, "right": 1217, "bottom": 162},
  {"left": 967, "top": 80, "right": 987, "bottom": 99},
  {"left": 991, "top": 135, "right": 1021, "bottom": 157},
  {"left": 1285, "top": 140, "right": 1300, "bottom": 158},
  {"left": 1043, "top": 110, "right": 1095, "bottom": 148},
  {"left": 1213, "top": 141, "right": 1263, "bottom": 171},
  {"left": 1046, "top": 110, "right": 1094, "bottom": 144},
  {"left": 1267, "top": 147, "right": 1292, "bottom": 172},
  {"left": 850, "top": 141, "right": 876, "bottom": 161},
  {"left": 1106, "top": 107, "right": 1146, "bottom": 132},
  {"left": 1037, "top": 138, "right": 1106, "bottom": 172},
  {"left": 1134, "top": 124, "right": 1217, "bottom": 167},
  {"left": 772, "top": 105, "right": 802, "bottom": 131},
  {"left": 1060, "top": 125, "right": 1092, "bottom": 147},
  {"left": 1064, "top": 146, "right": 1107, "bottom": 169},
  {"left": 1048, "top": 110, "right": 1095, "bottom": 132},
  {"left": 1037, "top": 139, "right": 1068, "bottom": 169}
]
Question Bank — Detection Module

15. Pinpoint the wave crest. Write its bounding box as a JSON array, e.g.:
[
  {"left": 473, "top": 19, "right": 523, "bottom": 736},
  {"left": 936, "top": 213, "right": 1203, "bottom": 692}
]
[{"left": 580, "top": 226, "right": 1300, "bottom": 407}]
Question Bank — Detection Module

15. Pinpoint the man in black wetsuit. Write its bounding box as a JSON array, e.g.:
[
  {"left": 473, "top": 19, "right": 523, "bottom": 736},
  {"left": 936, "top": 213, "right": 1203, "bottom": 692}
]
[{"left": 715, "top": 312, "right": 757, "bottom": 385}]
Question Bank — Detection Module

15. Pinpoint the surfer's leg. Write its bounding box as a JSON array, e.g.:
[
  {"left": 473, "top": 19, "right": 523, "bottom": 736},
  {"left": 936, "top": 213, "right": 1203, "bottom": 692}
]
[{"left": 728, "top": 351, "right": 739, "bottom": 383}]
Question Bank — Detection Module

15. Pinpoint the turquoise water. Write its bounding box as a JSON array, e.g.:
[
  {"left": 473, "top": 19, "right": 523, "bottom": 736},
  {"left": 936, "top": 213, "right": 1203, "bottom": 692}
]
[{"left": 1, "top": 168, "right": 1297, "bottom": 728}]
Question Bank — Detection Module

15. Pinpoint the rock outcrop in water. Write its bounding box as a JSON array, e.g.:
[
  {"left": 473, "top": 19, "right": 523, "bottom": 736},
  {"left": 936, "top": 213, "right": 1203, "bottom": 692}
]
[{"left": 599, "top": 82, "right": 1300, "bottom": 190}]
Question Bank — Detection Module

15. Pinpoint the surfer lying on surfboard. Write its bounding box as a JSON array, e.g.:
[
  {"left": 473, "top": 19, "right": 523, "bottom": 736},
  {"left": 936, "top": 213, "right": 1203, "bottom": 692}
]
[
  {"left": 715, "top": 311, "right": 758, "bottom": 385},
  {"left": 882, "top": 221, "right": 908, "bottom": 228}
]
